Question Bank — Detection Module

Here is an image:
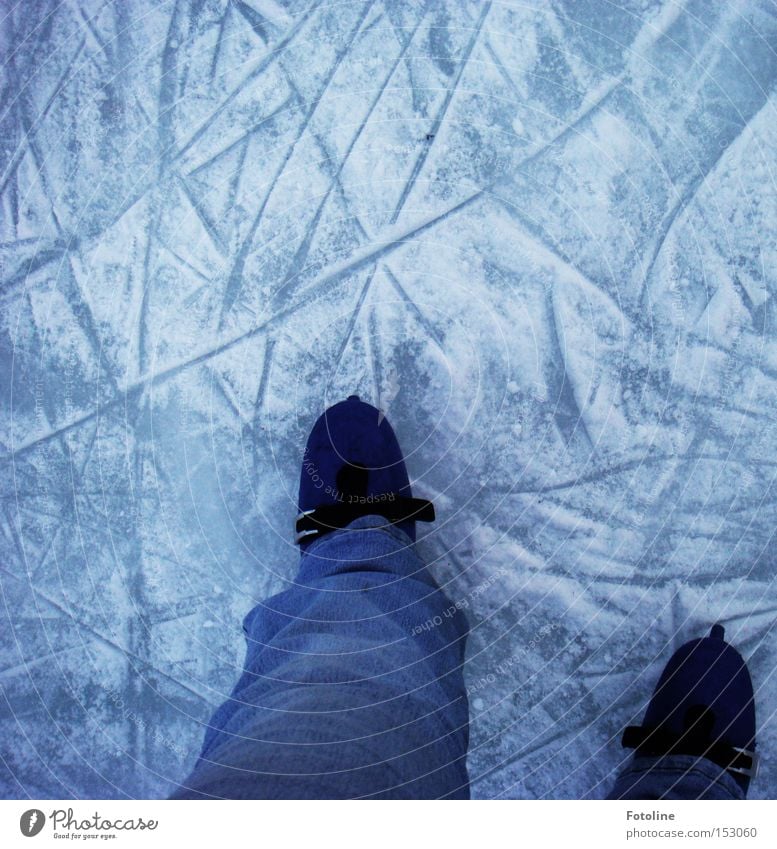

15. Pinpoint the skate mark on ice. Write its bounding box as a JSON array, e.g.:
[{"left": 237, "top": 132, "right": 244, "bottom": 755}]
[
  {"left": 175, "top": 173, "right": 228, "bottom": 257},
  {"left": 218, "top": 0, "right": 377, "bottom": 326},
  {"left": 175, "top": 1, "right": 318, "bottom": 162},
  {"left": 252, "top": 337, "right": 275, "bottom": 433},
  {"left": 382, "top": 264, "right": 445, "bottom": 349},
  {"left": 330, "top": 269, "right": 377, "bottom": 383},
  {"left": 388, "top": 1, "right": 492, "bottom": 226},
  {"left": 272, "top": 7, "right": 429, "bottom": 306},
  {"left": 185, "top": 95, "right": 293, "bottom": 178},
  {"left": 636, "top": 77, "right": 776, "bottom": 314},
  {"left": 233, "top": 0, "right": 270, "bottom": 43},
  {"left": 280, "top": 188, "right": 485, "bottom": 309},
  {"left": 0, "top": 563, "right": 216, "bottom": 707},
  {"left": 544, "top": 286, "right": 594, "bottom": 452},
  {"left": 0, "top": 35, "right": 88, "bottom": 198}
]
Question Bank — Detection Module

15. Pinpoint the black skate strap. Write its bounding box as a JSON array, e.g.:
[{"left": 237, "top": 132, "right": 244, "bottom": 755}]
[
  {"left": 295, "top": 495, "right": 435, "bottom": 544},
  {"left": 622, "top": 724, "right": 759, "bottom": 779}
]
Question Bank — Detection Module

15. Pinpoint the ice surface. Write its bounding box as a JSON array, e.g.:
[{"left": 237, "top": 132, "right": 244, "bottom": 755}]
[{"left": 1, "top": 0, "right": 776, "bottom": 799}]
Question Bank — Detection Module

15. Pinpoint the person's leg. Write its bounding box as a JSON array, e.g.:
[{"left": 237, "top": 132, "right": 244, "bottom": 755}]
[
  {"left": 607, "top": 755, "right": 745, "bottom": 800},
  {"left": 172, "top": 515, "right": 470, "bottom": 799}
]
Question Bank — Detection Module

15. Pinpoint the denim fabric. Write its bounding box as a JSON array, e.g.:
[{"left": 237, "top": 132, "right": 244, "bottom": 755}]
[
  {"left": 607, "top": 755, "right": 746, "bottom": 800},
  {"left": 171, "top": 513, "right": 742, "bottom": 801},
  {"left": 172, "top": 516, "right": 470, "bottom": 799}
]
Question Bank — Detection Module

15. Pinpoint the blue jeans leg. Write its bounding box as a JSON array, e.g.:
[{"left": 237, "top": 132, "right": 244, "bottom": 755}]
[
  {"left": 172, "top": 515, "right": 470, "bottom": 799},
  {"left": 607, "top": 755, "right": 745, "bottom": 800}
]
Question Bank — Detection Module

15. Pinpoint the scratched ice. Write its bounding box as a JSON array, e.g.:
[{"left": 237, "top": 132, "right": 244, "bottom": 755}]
[{"left": 1, "top": 0, "right": 776, "bottom": 799}]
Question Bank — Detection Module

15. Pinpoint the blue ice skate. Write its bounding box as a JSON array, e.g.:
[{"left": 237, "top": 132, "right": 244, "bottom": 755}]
[
  {"left": 295, "top": 395, "right": 435, "bottom": 548},
  {"left": 621, "top": 624, "right": 758, "bottom": 793}
]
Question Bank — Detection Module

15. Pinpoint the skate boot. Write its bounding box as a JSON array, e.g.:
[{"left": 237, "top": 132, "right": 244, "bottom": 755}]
[
  {"left": 621, "top": 624, "right": 758, "bottom": 794},
  {"left": 295, "top": 395, "right": 435, "bottom": 549}
]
